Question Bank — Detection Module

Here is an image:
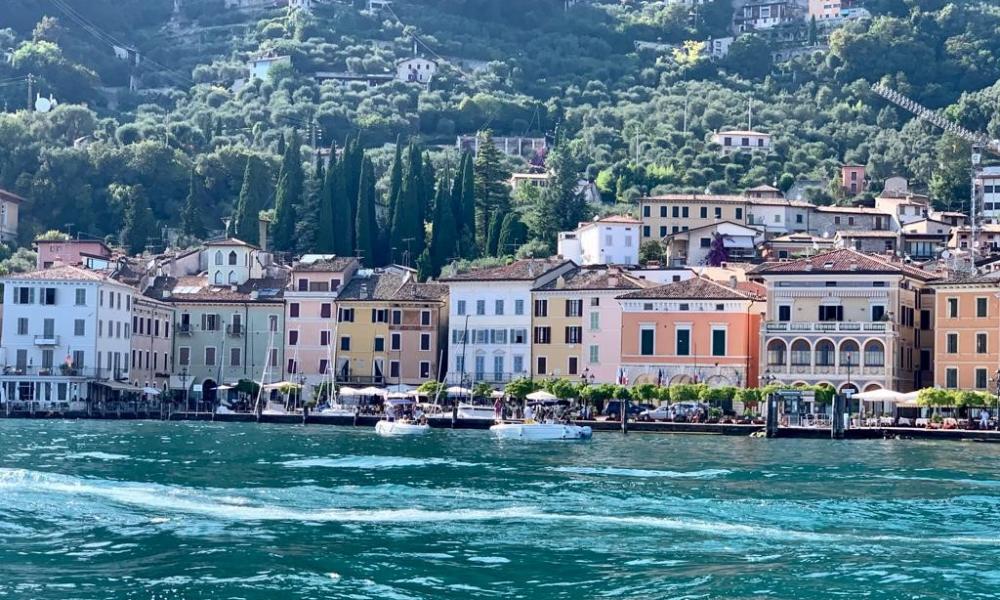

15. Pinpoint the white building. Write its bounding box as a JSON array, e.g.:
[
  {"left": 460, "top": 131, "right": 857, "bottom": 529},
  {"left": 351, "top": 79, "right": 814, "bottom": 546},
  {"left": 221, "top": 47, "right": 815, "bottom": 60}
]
[
  {"left": 439, "top": 259, "right": 574, "bottom": 385},
  {"left": 557, "top": 216, "right": 642, "bottom": 266},
  {"left": 708, "top": 36, "right": 734, "bottom": 58},
  {"left": 712, "top": 130, "right": 771, "bottom": 155},
  {"left": 977, "top": 166, "right": 1000, "bottom": 223},
  {"left": 0, "top": 266, "right": 135, "bottom": 409},
  {"left": 396, "top": 57, "right": 437, "bottom": 84},
  {"left": 249, "top": 55, "right": 291, "bottom": 80},
  {"left": 0, "top": 188, "right": 23, "bottom": 244}
]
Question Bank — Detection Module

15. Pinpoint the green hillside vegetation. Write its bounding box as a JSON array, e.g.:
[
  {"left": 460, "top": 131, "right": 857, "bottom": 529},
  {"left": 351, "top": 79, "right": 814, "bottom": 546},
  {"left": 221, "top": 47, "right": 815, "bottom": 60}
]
[{"left": 1, "top": 0, "right": 1000, "bottom": 272}]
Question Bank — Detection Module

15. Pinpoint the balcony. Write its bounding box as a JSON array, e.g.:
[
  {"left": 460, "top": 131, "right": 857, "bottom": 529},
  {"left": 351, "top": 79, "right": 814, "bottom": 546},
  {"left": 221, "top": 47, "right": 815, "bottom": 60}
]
[
  {"left": 1, "top": 366, "right": 114, "bottom": 380},
  {"left": 34, "top": 335, "right": 59, "bottom": 346},
  {"left": 764, "top": 321, "right": 891, "bottom": 334},
  {"left": 177, "top": 323, "right": 193, "bottom": 336},
  {"left": 227, "top": 324, "right": 244, "bottom": 337}
]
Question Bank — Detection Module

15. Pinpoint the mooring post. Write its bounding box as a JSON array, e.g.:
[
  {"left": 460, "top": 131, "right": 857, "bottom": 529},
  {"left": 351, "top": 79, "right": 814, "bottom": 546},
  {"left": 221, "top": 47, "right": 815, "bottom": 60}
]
[
  {"left": 302, "top": 404, "right": 308, "bottom": 425},
  {"left": 765, "top": 393, "right": 778, "bottom": 438},
  {"left": 831, "top": 394, "right": 845, "bottom": 439},
  {"left": 621, "top": 397, "right": 628, "bottom": 435}
]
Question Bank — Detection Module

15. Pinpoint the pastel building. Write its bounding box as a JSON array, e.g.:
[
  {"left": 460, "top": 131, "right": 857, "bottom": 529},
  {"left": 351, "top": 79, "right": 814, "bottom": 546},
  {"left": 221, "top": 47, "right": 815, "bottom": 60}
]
[
  {"left": 752, "top": 249, "right": 938, "bottom": 394},
  {"left": 617, "top": 277, "right": 763, "bottom": 388},
  {"left": 932, "top": 272, "right": 1000, "bottom": 391},
  {"left": 441, "top": 259, "right": 575, "bottom": 385},
  {"left": 129, "top": 296, "right": 174, "bottom": 391},
  {"left": 530, "top": 266, "right": 648, "bottom": 383},
  {"left": 284, "top": 256, "right": 359, "bottom": 396},
  {"left": 0, "top": 265, "right": 135, "bottom": 407},
  {"left": 0, "top": 188, "right": 23, "bottom": 243},
  {"left": 35, "top": 238, "right": 112, "bottom": 269}
]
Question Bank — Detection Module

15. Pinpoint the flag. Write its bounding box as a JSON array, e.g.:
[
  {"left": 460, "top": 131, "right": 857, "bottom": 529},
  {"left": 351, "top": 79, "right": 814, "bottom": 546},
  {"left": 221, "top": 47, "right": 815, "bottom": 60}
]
[{"left": 657, "top": 369, "right": 663, "bottom": 386}]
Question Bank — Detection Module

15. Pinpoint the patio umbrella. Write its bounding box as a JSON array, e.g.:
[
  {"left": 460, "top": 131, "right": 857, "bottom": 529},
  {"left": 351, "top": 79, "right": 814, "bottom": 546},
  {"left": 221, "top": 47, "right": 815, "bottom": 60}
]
[
  {"left": 337, "top": 386, "right": 362, "bottom": 397},
  {"left": 446, "top": 386, "right": 472, "bottom": 396},
  {"left": 358, "top": 386, "right": 387, "bottom": 397},
  {"left": 385, "top": 384, "right": 414, "bottom": 393},
  {"left": 526, "top": 390, "right": 558, "bottom": 401},
  {"left": 142, "top": 387, "right": 161, "bottom": 396},
  {"left": 852, "top": 389, "right": 904, "bottom": 402},
  {"left": 490, "top": 390, "right": 505, "bottom": 399}
]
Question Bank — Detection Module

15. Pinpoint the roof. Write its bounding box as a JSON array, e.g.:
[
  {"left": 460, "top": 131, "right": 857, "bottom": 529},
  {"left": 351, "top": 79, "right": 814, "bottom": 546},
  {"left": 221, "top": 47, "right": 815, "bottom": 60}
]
[
  {"left": 588, "top": 215, "right": 642, "bottom": 225},
  {"left": 617, "top": 276, "right": 759, "bottom": 301},
  {"left": 534, "top": 267, "right": 648, "bottom": 292},
  {"left": 814, "top": 205, "right": 889, "bottom": 215},
  {"left": 663, "top": 220, "right": 760, "bottom": 239},
  {"left": 204, "top": 238, "right": 258, "bottom": 249},
  {"left": 148, "top": 274, "right": 287, "bottom": 303},
  {"left": 746, "top": 184, "right": 780, "bottom": 192},
  {"left": 641, "top": 194, "right": 748, "bottom": 204},
  {"left": 392, "top": 282, "right": 448, "bottom": 302},
  {"left": 931, "top": 271, "right": 1000, "bottom": 286},
  {"left": 715, "top": 130, "right": 769, "bottom": 136},
  {"left": 440, "top": 259, "right": 571, "bottom": 282},
  {"left": 768, "top": 233, "right": 833, "bottom": 244},
  {"left": 936, "top": 211, "right": 967, "bottom": 217},
  {"left": 836, "top": 230, "right": 898, "bottom": 238},
  {"left": 0, "top": 189, "right": 25, "bottom": 204},
  {"left": 292, "top": 256, "right": 358, "bottom": 272},
  {"left": 337, "top": 270, "right": 407, "bottom": 301},
  {"left": 2, "top": 264, "right": 116, "bottom": 283},
  {"left": 749, "top": 248, "right": 938, "bottom": 281}
]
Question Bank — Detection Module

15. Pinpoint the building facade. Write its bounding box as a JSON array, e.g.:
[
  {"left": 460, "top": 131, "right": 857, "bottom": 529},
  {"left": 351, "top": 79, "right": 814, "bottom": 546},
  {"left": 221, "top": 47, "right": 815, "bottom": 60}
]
[
  {"left": 130, "top": 296, "right": 174, "bottom": 392},
  {"left": 530, "top": 267, "right": 647, "bottom": 383},
  {"left": 617, "top": 277, "right": 763, "bottom": 388},
  {"left": 752, "top": 249, "right": 935, "bottom": 393},
  {"left": 441, "top": 259, "right": 574, "bottom": 386},
  {"left": 712, "top": 130, "right": 772, "bottom": 154},
  {"left": 0, "top": 189, "right": 23, "bottom": 244},
  {"left": 0, "top": 266, "right": 134, "bottom": 406},
  {"left": 932, "top": 273, "right": 1000, "bottom": 391},
  {"left": 557, "top": 215, "right": 642, "bottom": 266}
]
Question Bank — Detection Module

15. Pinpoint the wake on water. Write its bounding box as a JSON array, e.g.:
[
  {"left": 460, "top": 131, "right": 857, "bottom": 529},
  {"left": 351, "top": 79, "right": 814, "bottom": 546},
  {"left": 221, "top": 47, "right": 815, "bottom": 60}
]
[{"left": 2, "top": 467, "right": 999, "bottom": 548}]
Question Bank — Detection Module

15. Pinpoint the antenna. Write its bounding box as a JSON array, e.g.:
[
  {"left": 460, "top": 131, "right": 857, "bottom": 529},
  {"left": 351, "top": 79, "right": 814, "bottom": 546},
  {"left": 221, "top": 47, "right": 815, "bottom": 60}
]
[{"left": 747, "top": 95, "right": 753, "bottom": 131}]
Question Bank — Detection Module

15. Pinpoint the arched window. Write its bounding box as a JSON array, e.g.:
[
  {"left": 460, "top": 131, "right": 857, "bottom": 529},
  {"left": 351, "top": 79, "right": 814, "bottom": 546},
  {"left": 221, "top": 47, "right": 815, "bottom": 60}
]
[
  {"left": 864, "top": 340, "right": 885, "bottom": 367},
  {"left": 214, "top": 250, "right": 223, "bottom": 265},
  {"left": 815, "top": 340, "right": 835, "bottom": 366},
  {"left": 228, "top": 271, "right": 237, "bottom": 284},
  {"left": 767, "top": 340, "right": 786, "bottom": 366},
  {"left": 214, "top": 271, "right": 223, "bottom": 285},
  {"left": 840, "top": 340, "right": 859, "bottom": 367},
  {"left": 228, "top": 251, "right": 238, "bottom": 265},
  {"left": 791, "top": 339, "right": 811, "bottom": 366}
]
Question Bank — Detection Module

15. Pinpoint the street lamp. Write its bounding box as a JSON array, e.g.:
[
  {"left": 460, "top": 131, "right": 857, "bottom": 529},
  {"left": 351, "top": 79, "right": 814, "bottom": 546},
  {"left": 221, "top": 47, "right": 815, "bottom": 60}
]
[{"left": 179, "top": 367, "right": 190, "bottom": 413}]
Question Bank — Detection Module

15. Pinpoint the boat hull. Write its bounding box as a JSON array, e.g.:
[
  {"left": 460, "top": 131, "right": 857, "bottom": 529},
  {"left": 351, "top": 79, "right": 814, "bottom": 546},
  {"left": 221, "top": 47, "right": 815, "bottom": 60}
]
[
  {"left": 489, "top": 423, "right": 593, "bottom": 440},
  {"left": 375, "top": 420, "right": 431, "bottom": 436}
]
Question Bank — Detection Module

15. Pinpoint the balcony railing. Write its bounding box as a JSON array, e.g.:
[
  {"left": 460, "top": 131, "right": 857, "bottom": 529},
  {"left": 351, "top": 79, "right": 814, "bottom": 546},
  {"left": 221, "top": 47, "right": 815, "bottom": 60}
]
[
  {"left": 227, "top": 324, "right": 244, "bottom": 337},
  {"left": 177, "top": 323, "right": 193, "bottom": 336},
  {"left": 34, "top": 335, "right": 59, "bottom": 346},
  {"left": 1, "top": 366, "right": 119, "bottom": 380},
  {"left": 765, "top": 321, "right": 891, "bottom": 333}
]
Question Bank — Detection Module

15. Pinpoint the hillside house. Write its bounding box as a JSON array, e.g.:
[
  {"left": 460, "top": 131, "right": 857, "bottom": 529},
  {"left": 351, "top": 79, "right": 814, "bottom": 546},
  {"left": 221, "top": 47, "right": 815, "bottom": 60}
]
[
  {"left": 737, "top": 1, "right": 794, "bottom": 31},
  {"left": 249, "top": 55, "right": 291, "bottom": 80},
  {"left": 0, "top": 189, "right": 23, "bottom": 244},
  {"left": 396, "top": 57, "right": 437, "bottom": 84},
  {"left": 712, "top": 130, "right": 771, "bottom": 155},
  {"left": 456, "top": 135, "right": 548, "bottom": 160},
  {"left": 557, "top": 216, "right": 642, "bottom": 266},
  {"left": 840, "top": 164, "right": 866, "bottom": 196}
]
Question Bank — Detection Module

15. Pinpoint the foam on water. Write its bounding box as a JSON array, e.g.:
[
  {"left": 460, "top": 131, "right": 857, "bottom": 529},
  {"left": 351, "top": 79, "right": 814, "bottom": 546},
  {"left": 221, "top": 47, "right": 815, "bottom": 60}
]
[
  {"left": 280, "top": 456, "right": 479, "bottom": 469},
  {"left": 551, "top": 466, "right": 732, "bottom": 479},
  {"left": 65, "top": 452, "right": 131, "bottom": 461}
]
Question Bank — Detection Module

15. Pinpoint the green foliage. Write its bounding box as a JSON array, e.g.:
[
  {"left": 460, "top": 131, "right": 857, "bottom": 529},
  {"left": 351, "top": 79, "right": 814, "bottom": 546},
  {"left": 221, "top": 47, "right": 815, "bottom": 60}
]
[
  {"left": 355, "top": 156, "right": 378, "bottom": 266},
  {"left": 117, "top": 184, "right": 156, "bottom": 255},
  {"left": 504, "top": 377, "right": 539, "bottom": 399},
  {"left": 182, "top": 168, "right": 208, "bottom": 239},
  {"left": 473, "top": 381, "right": 493, "bottom": 399},
  {"left": 232, "top": 156, "right": 271, "bottom": 245},
  {"left": 669, "top": 383, "right": 706, "bottom": 403},
  {"left": 473, "top": 130, "right": 511, "bottom": 253},
  {"left": 272, "top": 130, "right": 304, "bottom": 252},
  {"left": 496, "top": 213, "right": 527, "bottom": 258},
  {"left": 428, "top": 175, "right": 458, "bottom": 277},
  {"left": 639, "top": 240, "right": 664, "bottom": 265},
  {"left": 699, "top": 385, "right": 736, "bottom": 404},
  {"left": 545, "top": 377, "right": 581, "bottom": 400}
]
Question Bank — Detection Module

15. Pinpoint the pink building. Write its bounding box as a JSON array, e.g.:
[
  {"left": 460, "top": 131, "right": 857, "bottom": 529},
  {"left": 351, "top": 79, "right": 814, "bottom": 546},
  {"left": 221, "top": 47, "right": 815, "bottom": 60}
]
[
  {"left": 840, "top": 164, "right": 866, "bottom": 196},
  {"left": 35, "top": 239, "right": 112, "bottom": 269},
  {"left": 284, "top": 256, "right": 359, "bottom": 400}
]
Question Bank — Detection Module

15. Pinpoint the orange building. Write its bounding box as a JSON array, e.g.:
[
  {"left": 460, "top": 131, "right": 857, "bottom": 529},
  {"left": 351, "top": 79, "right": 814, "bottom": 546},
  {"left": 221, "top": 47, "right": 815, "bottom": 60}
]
[
  {"left": 932, "top": 272, "right": 1000, "bottom": 391},
  {"left": 616, "top": 277, "right": 763, "bottom": 388}
]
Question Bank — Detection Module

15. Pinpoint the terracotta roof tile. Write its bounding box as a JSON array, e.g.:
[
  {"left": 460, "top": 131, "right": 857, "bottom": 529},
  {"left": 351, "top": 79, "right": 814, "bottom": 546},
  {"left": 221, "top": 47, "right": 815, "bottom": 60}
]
[
  {"left": 148, "top": 273, "right": 287, "bottom": 302},
  {"left": 616, "top": 276, "right": 758, "bottom": 300},
  {"left": 3, "top": 265, "right": 113, "bottom": 282},
  {"left": 393, "top": 282, "right": 448, "bottom": 302},
  {"left": 534, "top": 266, "right": 648, "bottom": 291},
  {"left": 292, "top": 256, "right": 359, "bottom": 272},
  {"left": 338, "top": 271, "right": 407, "bottom": 301},
  {"left": 204, "top": 238, "right": 258, "bottom": 248},
  {"left": 749, "top": 248, "right": 939, "bottom": 281},
  {"left": 440, "top": 259, "right": 571, "bottom": 282}
]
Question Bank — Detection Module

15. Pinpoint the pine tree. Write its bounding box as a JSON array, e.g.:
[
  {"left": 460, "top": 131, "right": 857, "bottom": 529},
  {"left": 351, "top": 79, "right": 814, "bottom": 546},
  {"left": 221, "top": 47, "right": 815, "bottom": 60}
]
[
  {"left": 486, "top": 211, "right": 503, "bottom": 257},
  {"left": 232, "top": 155, "right": 270, "bottom": 245},
  {"left": 273, "top": 130, "right": 304, "bottom": 253},
  {"left": 355, "top": 156, "right": 378, "bottom": 267},
  {"left": 496, "top": 213, "right": 526, "bottom": 257},
  {"left": 120, "top": 185, "right": 156, "bottom": 255},
  {"left": 181, "top": 167, "right": 207, "bottom": 239},
  {"left": 473, "top": 130, "right": 511, "bottom": 253},
  {"left": 330, "top": 152, "right": 353, "bottom": 256},
  {"left": 428, "top": 175, "right": 457, "bottom": 277},
  {"left": 314, "top": 146, "right": 336, "bottom": 253},
  {"left": 528, "top": 146, "right": 592, "bottom": 252}
]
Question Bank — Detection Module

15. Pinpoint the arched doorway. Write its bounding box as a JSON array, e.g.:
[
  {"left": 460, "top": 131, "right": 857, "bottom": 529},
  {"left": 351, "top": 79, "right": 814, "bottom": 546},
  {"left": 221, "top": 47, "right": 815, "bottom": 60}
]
[
  {"left": 202, "top": 379, "right": 217, "bottom": 410},
  {"left": 669, "top": 374, "right": 693, "bottom": 385}
]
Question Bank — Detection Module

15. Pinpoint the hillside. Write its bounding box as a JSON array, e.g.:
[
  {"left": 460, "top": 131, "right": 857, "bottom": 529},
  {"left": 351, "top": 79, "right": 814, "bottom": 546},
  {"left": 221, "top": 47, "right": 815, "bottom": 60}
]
[{"left": 2, "top": 0, "right": 1000, "bottom": 269}]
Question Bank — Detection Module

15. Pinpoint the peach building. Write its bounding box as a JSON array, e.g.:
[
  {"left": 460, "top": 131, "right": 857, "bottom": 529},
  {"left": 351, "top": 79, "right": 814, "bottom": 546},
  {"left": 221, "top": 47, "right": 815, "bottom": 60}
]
[
  {"left": 616, "top": 277, "right": 763, "bottom": 388},
  {"left": 284, "top": 256, "right": 359, "bottom": 400},
  {"left": 35, "top": 239, "right": 111, "bottom": 269},
  {"left": 932, "top": 272, "right": 1000, "bottom": 392},
  {"left": 530, "top": 266, "right": 648, "bottom": 383}
]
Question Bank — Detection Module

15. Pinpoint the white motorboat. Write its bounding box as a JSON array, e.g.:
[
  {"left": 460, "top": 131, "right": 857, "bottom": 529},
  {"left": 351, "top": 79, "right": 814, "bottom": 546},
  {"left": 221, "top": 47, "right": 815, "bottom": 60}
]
[
  {"left": 490, "top": 421, "right": 592, "bottom": 440},
  {"left": 375, "top": 419, "right": 431, "bottom": 436},
  {"left": 457, "top": 403, "right": 497, "bottom": 421},
  {"left": 317, "top": 405, "right": 357, "bottom": 416}
]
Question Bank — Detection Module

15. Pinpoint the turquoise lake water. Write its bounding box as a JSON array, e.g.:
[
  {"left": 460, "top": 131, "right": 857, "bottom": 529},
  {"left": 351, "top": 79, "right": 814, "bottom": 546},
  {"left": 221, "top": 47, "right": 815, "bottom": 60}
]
[{"left": 2, "top": 420, "right": 1000, "bottom": 599}]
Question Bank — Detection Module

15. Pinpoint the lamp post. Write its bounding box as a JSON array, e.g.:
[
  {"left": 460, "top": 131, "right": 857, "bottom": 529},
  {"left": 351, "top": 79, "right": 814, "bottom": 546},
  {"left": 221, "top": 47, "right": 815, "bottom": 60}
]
[
  {"left": 995, "top": 368, "right": 1000, "bottom": 430},
  {"left": 179, "top": 367, "right": 190, "bottom": 413}
]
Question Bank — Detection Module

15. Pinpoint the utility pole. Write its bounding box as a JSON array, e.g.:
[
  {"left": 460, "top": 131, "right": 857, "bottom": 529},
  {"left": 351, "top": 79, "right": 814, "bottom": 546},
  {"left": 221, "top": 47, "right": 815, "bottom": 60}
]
[{"left": 27, "top": 73, "right": 33, "bottom": 111}]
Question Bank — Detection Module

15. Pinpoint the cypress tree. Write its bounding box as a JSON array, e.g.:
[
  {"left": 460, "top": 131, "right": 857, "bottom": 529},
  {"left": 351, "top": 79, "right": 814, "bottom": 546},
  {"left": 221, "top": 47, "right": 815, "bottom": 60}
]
[
  {"left": 386, "top": 136, "right": 404, "bottom": 233},
  {"left": 459, "top": 151, "right": 477, "bottom": 258},
  {"left": 355, "top": 156, "right": 378, "bottom": 267},
  {"left": 330, "top": 153, "right": 353, "bottom": 256},
  {"left": 473, "top": 130, "right": 511, "bottom": 253},
  {"left": 391, "top": 145, "right": 425, "bottom": 266},
  {"left": 315, "top": 147, "right": 336, "bottom": 253},
  {"left": 486, "top": 211, "right": 503, "bottom": 257},
  {"left": 497, "top": 213, "right": 526, "bottom": 257},
  {"left": 232, "top": 155, "right": 270, "bottom": 245},
  {"left": 120, "top": 185, "right": 156, "bottom": 255},
  {"left": 181, "top": 167, "right": 207, "bottom": 239},
  {"left": 421, "top": 152, "right": 436, "bottom": 219},
  {"left": 296, "top": 158, "right": 324, "bottom": 252},
  {"left": 342, "top": 134, "right": 363, "bottom": 247},
  {"left": 428, "top": 176, "right": 457, "bottom": 277},
  {"left": 450, "top": 152, "right": 467, "bottom": 234},
  {"left": 273, "top": 130, "right": 304, "bottom": 252}
]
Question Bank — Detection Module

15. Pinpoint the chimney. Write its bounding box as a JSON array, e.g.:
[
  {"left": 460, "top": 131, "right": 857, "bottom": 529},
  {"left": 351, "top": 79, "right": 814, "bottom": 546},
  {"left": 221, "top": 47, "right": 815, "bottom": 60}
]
[
  {"left": 258, "top": 217, "right": 269, "bottom": 252},
  {"left": 728, "top": 275, "right": 738, "bottom": 288},
  {"left": 555, "top": 275, "right": 566, "bottom": 289}
]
